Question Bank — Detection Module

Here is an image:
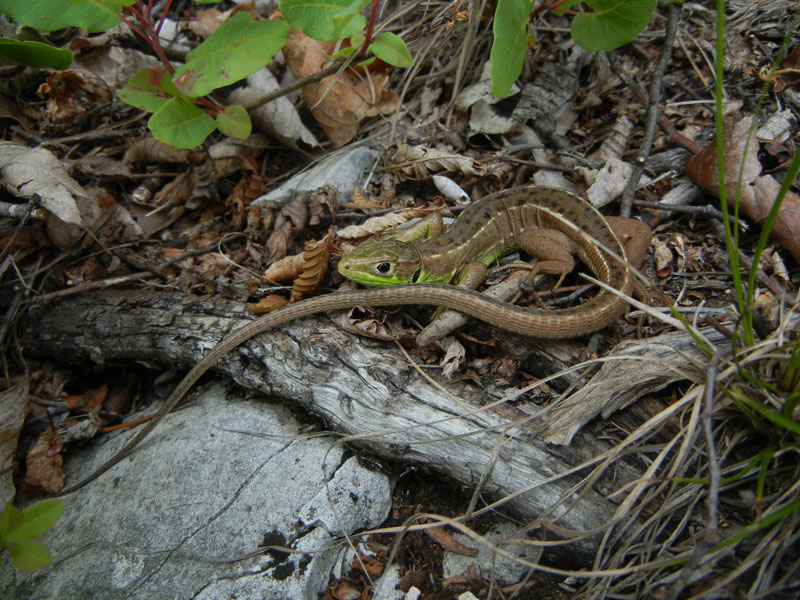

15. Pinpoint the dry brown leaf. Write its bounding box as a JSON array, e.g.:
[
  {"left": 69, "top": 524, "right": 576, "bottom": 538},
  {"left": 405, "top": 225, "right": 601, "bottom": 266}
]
[
  {"left": 342, "top": 187, "right": 383, "bottom": 212},
  {"left": 129, "top": 203, "right": 186, "bottom": 239},
  {"left": 37, "top": 68, "right": 112, "bottom": 123},
  {"left": 225, "top": 176, "right": 249, "bottom": 230},
  {"left": 329, "top": 308, "right": 403, "bottom": 341},
  {"left": 248, "top": 294, "right": 289, "bottom": 314},
  {"left": 336, "top": 201, "right": 446, "bottom": 240},
  {"left": 309, "top": 185, "right": 337, "bottom": 226},
  {"left": 62, "top": 256, "right": 106, "bottom": 286},
  {"left": 185, "top": 8, "right": 225, "bottom": 39},
  {"left": 223, "top": 168, "right": 263, "bottom": 230},
  {"left": 768, "top": 42, "right": 800, "bottom": 92},
  {"left": 123, "top": 137, "right": 206, "bottom": 165},
  {"left": 765, "top": 247, "right": 790, "bottom": 284},
  {"left": 398, "top": 570, "right": 426, "bottom": 593},
  {"left": 441, "top": 338, "right": 465, "bottom": 379},
  {"left": 391, "top": 142, "right": 480, "bottom": 179},
  {"left": 684, "top": 117, "right": 800, "bottom": 261},
  {"left": 24, "top": 425, "right": 66, "bottom": 494},
  {"left": 247, "top": 204, "right": 275, "bottom": 234},
  {"left": 263, "top": 252, "right": 303, "bottom": 282},
  {"left": 684, "top": 117, "right": 761, "bottom": 198},
  {"left": 71, "top": 156, "right": 133, "bottom": 179},
  {"left": 652, "top": 237, "right": 674, "bottom": 278},
  {"left": 423, "top": 523, "right": 478, "bottom": 556},
  {"left": 330, "top": 579, "right": 360, "bottom": 600},
  {"left": 151, "top": 171, "right": 195, "bottom": 210},
  {"left": 0, "top": 384, "right": 28, "bottom": 490},
  {"left": 0, "top": 94, "right": 33, "bottom": 130},
  {"left": 290, "top": 230, "right": 332, "bottom": 302},
  {"left": 283, "top": 28, "right": 398, "bottom": 147},
  {"left": 351, "top": 553, "right": 383, "bottom": 577},
  {"left": 67, "top": 384, "right": 108, "bottom": 410},
  {"left": 751, "top": 175, "right": 800, "bottom": 261},
  {"left": 265, "top": 194, "right": 309, "bottom": 264},
  {"left": 336, "top": 213, "right": 410, "bottom": 240}
]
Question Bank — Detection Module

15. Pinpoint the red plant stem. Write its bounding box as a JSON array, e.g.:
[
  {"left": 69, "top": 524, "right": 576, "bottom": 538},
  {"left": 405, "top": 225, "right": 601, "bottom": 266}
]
[
  {"left": 359, "top": 0, "right": 381, "bottom": 57},
  {"left": 122, "top": 11, "right": 148, "bottom": 42},
  {"left": 194, "top": 96, "right": 222, "bottom": 113},
  {"left": 531, "top": 0, "right": 579, "bottom": 19},
  {"left": 155, "top": 0, "right": 174, "bottom": 35},
  {"left": 123, "top": 1, "right": 174, "bottom": 73}
]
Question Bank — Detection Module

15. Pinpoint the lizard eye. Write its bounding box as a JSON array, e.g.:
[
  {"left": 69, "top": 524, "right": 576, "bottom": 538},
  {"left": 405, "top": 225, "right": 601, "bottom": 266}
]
[{"left": 376, "top": 262, "right": 392, "bottom": 275}]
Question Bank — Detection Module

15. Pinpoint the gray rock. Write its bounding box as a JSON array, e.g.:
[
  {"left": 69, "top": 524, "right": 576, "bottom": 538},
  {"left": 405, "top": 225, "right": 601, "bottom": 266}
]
[
  {"left": 253, "top": 145, "right": 380, "bottom": 206},
  {"left": 442, "top": 520, "right": 538, "bottom": 586},
  {"left": 1, "top": 383, "right": 392, "bottom": 599}
]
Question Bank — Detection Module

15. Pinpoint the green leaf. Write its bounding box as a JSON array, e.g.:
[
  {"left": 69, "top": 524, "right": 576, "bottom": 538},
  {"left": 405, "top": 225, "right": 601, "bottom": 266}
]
[
  {"left": 148, "top": 97, "right": 216, "bottom": 149},
  {"left": 173, "top": 12, "right": 289, "bottom": 98},
  {"left": 279, "top": 0, "right": 370, "bottom": 41},
  {"left": 369, "top": 32, "right": 412, "bottom": 68},
  {"left": 3, "top": 500, "right": 63, "bottom": 543},
  {"left": 330, "top": 45, "right": 357, "bottom": 60},
  {"left": 0, "top": 38, "right": 72, "bottom": 68},
  {"left": 571, "top": 0, "right": 658, "bottom": 52},
  {"left": 215, "top": 104, "right": 251, "bottom": 140},
  {"left": 116, "top": 67, "right": 180, "bottom": 113},
  {"left": 0, "top": 503, "right": 23, "bottom": 538},
  {"left": 8, "top": 540, "right": 50, "bottom": 571},
  {"left": 490, "top": 0, "right": 532, "bottom": 98},
  {"left": 0, "top": 0, "right": 133, "bottom": 33}
]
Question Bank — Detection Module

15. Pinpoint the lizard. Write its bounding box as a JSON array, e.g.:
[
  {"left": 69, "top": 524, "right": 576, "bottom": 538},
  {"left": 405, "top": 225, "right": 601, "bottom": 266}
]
[{"left": 56, "top": 185, "right": 652, "bottom": 495}]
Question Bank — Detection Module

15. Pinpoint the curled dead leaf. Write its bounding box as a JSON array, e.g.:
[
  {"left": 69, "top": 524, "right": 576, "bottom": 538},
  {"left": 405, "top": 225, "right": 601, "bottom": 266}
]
[
  {"left": 248, "top": 294, "right": 289, "bottom": 314},
  {"left": 751, "top": 175, "right": 800, "bottom": 261},
  {"left": 25, "top": 425, "right": 66, "bottom": 494},
  {"left": 652, "top": 237, "right": 674, "bottom": 278},
  {"left": 283, "top": 29, "right": 398, "bottom": 147},
  {"left": 684, "top": 117, "right": 761, "bottom": 200},
  {"left": 423, "top": 522, "right": 478, "bottom": 556},
  {"left": 391, "top": 142, "right": 480, "bottom": 179},
  {"left": 265, "top": 194, "right": 309, "bottom": 264},
  {"left": 684, "top": 116, "right": 800, "bottom": 261},
  {"left": 351, "top": 553, "right": 383, "bottom": 577},
  {"left": 290, "top": 230, "right": 333, "bottom": 302},
  {"left": 440, "top": 337, "right": 465, "bottom": 379},
  {"left": 123, "top": 137, "right": 206, "bottom": 165},
  {"left": 37, "top": 68, "right": 112, "bottom": 124},
  {"left": 763, "top": 43, "right": 800, "bottom": 93},
  {"left": 336, "top": 200, "right": 446, "bottom": 240},
  {"left": 330, "top": 579, "right": 360, "bottom": 600},
  {"left": 263, "top": 252, "right": 303, "bottom": 282}
]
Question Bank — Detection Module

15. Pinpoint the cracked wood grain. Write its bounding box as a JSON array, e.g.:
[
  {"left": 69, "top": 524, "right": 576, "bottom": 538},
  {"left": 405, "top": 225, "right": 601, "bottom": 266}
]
[{"left": 20, "top": 289, "right": 658, "bottom": 559}]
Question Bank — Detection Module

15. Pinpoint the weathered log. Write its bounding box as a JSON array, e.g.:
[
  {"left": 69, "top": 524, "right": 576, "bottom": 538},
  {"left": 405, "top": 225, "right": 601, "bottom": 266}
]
[{"left": 19, "top": 290, "right": 699, "bottom": 558}]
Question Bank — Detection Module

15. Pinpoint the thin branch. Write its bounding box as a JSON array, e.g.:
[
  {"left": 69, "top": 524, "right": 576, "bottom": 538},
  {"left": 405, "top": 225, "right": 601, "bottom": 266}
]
[{"left": 620, "top": 2, "right": 681, "bottom": 216}]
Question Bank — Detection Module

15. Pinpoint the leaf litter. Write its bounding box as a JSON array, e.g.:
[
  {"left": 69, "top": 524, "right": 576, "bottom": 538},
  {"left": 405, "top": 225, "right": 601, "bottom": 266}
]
[{"left": 0, "top": 2, "right": 799, "bottom": 598}]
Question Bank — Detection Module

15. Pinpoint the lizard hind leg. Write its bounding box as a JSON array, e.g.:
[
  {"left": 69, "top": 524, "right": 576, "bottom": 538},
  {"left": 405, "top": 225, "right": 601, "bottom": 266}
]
[{"left": 516, "top": 228, "right": 577, "bottom": 289}]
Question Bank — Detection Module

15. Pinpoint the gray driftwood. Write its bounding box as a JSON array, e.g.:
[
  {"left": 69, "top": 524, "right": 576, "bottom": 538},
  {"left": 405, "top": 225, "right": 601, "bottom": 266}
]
[{"left": 18, "top": 290, "right": 708, "bottom": 556}]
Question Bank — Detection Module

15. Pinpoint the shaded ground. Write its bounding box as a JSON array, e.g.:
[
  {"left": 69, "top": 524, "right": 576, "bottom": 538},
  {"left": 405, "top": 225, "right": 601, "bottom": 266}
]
[{"left": 2, "top": 1, "right": 799, "bottom": 598}]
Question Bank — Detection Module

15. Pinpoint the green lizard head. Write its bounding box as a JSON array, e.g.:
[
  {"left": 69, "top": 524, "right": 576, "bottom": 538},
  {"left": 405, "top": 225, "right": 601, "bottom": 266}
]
[{"left": 338, "top": 237, "right": 422, "bottom": 286}]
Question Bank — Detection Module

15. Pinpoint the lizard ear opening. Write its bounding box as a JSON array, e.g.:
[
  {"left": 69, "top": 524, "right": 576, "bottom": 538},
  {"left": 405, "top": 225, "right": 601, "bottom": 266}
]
[{"left": 411, "top": 270, "right": 421, "bottom": 283}]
